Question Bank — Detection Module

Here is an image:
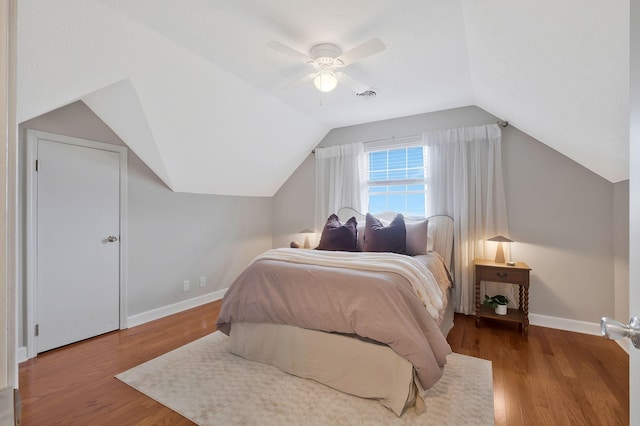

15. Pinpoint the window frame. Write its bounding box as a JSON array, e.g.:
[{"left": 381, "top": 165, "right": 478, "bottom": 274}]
[{"left": 365, "top": 139, "right": 427, "bottom": 216}]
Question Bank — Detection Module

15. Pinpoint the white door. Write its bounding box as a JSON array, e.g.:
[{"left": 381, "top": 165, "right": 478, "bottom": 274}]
[{"left": 36, "top": 138, "right": 121, "bottom": 352}]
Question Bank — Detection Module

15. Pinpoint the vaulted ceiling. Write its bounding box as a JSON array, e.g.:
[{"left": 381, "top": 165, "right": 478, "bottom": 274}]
[{"left": 17, "top": 0, "right": 629, "bottom": 196}]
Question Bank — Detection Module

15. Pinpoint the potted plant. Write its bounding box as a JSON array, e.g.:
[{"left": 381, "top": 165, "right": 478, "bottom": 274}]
[{"left": 483, "top": 294, "right": 509, "bottom": 315}]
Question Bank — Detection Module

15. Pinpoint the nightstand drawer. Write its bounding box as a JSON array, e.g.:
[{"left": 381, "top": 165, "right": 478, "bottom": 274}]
[{"left": 478, "top": 267, "right": 525, "bottom": 283}]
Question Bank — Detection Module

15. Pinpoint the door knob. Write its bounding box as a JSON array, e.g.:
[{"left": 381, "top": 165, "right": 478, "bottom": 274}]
[
  {"left": 600, "top": 316, "right": 640, "bottom": 349},
  {"left": 107, "top": 235, "right": 118, "bottom": 242}
]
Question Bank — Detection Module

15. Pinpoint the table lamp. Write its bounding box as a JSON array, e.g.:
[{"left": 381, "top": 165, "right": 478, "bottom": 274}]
[
  {"left": 487, "top": 235, "right": 513, "bottom": 264},
  {"left": 299, "top": 228, "right": 315, "bottom": 249}
]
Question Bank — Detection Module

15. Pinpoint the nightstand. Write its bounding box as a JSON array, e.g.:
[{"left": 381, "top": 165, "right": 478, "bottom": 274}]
[{"left": 474, "top": 259, "right": 531, "bottom": 336}]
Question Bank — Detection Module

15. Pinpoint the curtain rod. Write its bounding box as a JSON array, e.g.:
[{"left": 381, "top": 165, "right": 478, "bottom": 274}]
[
  {"left": 362, "top": 133, "right": 422, "bottom": 146},
  {"left": 312, "top": 134, "right": 421, "bottom": 154},
  {"left": 311, "top": 121, "right": 509, "bottom": 154}
]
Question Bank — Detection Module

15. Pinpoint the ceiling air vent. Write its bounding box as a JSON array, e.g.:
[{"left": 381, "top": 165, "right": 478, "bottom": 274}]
[{"left": 355, "top": 90, "right": 377, "bottom": 98}]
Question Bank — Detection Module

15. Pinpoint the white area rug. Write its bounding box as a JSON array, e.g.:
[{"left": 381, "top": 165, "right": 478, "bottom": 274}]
[{"left": 117, "top": 332, "right": 493, "bottom": 425}]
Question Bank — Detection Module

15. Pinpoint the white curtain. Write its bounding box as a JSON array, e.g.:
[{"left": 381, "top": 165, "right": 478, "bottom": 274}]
[
  {"left": 314, "top": 143, "right": 367, "bottom": 231},
  {"left": 425, "top": 124, "right": 510, "bottom": 314}
]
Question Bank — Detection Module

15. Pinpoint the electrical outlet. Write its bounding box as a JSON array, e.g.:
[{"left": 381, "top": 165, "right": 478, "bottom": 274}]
[
  {"left": 183, "top": 280, "right": 190, "bottom": 292},
  {"left": 199, "top": 276, "right": 206, "bottom": 288}
]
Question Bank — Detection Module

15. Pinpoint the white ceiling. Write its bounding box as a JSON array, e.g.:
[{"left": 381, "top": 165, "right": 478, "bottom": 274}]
[{"left": 17, "top": 0, "right": 629, "bottom": 196}]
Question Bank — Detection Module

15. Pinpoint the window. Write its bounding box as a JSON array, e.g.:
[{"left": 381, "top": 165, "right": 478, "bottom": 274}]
[{"left": 366, "top": 145, "right": 427, "bottom": 216}]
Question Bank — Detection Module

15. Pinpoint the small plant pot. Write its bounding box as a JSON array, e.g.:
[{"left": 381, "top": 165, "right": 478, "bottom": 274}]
[{"left": 495, "top": 304, "right": 507, "bottom": 315}]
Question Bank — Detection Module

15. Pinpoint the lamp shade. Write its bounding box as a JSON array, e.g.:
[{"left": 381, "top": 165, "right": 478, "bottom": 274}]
[
  {"left": 487, "top": 235, "right": 513, "bottom": 243},
  {"left": 487, "top": 235, "right": 513, "bottom": 263}
]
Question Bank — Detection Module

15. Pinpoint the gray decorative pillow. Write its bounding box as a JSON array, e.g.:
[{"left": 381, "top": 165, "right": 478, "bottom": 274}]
[{"left": 316, "top": 214, "right": 359, "bottom": 251}]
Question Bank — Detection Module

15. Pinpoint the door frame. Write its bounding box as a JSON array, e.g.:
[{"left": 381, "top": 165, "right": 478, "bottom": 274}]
[
  {"left": 1, "top": 0, "right": 17, "bottom": 391},
  {"left": 25, "top": 130, "right": 128, "bottom": 359}
]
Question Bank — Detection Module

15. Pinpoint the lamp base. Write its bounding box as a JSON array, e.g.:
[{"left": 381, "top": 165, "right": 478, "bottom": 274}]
[{"left": 494, "top": 242, "right": 506, "bottom": 263}]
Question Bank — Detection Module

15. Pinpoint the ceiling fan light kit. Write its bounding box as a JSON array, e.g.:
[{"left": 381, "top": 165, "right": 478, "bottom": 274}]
[
  {"left": 313, "top": 67, "right": 338, "bottom": 92},
  {"left": 310, "top": 44, "right": 341, "bottom": 93},
  {"left": 268, "top": 38, "right": 385, "bottom": 93}
]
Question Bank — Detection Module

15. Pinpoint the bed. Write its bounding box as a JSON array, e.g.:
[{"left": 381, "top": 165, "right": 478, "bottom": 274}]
[{"left": 216, "top": 208, "right": 455, "bottom": 416}]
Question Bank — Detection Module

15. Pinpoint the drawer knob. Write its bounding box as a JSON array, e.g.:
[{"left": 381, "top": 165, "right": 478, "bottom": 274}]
[{"left": 496, "top": 272, "right": 508, "bottom": 278}]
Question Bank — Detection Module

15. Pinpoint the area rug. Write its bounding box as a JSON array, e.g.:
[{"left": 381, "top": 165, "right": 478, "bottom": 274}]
[{"left": 117, "top": 332, "right": 493, "bottom": 425}]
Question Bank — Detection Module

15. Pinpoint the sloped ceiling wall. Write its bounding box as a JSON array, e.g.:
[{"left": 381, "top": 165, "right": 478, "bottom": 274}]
[
  {"left": 17, "top": 0, "right": 629, "bottom": 196},
  {"left": 463, "top": 0, "right": 629, "bottom": 183},
  {"left": 18, "top": 0, "right": 327, "bottom": 196}
]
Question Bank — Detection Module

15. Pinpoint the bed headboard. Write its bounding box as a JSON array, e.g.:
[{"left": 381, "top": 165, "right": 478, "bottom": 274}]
[{"left": 336, "top": 207, "right": 454, "bottom": 268}]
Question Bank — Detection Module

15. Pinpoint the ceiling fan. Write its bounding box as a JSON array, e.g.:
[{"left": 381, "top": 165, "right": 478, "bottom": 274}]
[{"left": 268, "top": 38, "right": 385, "bottom": 93}]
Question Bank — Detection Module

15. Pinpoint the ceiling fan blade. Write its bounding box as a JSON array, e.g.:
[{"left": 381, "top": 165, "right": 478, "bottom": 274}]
[
  {"left": 268, "top": 41, "right": 313, "bottom": 64},
  {"left": 281, "top": 72, "right": 316, "bottom": 89},
  {"left": 336, "top": 38, "right": 385, "bottom": 66},
  {"left": 336, "top": 72, "right": 370, "bottom": 93}
]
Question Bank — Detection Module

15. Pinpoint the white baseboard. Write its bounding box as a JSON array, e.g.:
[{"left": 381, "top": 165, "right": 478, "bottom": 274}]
[
  {"left": 18, "top": 290, "right": 227, "bottom": 363},
  {"left": 21, "top": 298, "right": 631, "bottom": 360},
  {"left": 126, "top": 289, "right": 227, "bottom": 328},
  {"left": 529, "top": 313, "right": 631, "bottom": 355},
  {"left": 529, "top": 313, "right": 601, "bottom": 336}
]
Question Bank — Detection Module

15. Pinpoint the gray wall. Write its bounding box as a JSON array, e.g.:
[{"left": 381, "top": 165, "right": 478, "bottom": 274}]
[
  {"left": 18, "top": 101, "right": 272, "bottom": 345},
  {"left": 501, "top": 124, "right": 614, "bottom": 321},
  {"left": 273, "top": 105, "right": 623, "bottom": 323},
  {"left": 272, "top": 154, "right": 316, "bottom": 250}
]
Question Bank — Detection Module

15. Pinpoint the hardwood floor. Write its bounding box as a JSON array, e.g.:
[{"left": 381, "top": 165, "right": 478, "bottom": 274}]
[
  {"left": 19, "top": 301, "right": 222, "bottom": 425},
  {"left": 448, "top": 315, "right": 629, "bottom": 426},
  {"left": 19, "top": 303, "right": 629, "bottom": 425}
]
